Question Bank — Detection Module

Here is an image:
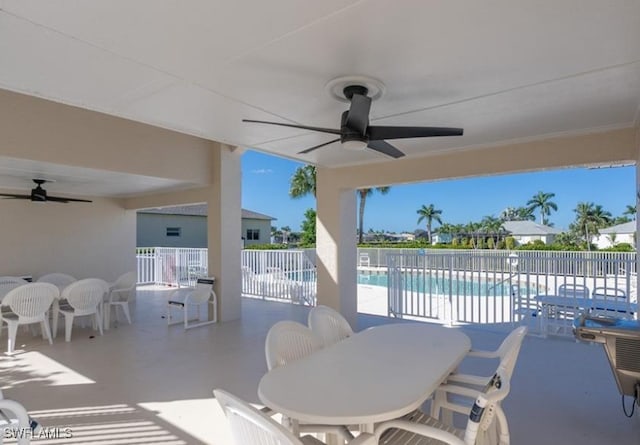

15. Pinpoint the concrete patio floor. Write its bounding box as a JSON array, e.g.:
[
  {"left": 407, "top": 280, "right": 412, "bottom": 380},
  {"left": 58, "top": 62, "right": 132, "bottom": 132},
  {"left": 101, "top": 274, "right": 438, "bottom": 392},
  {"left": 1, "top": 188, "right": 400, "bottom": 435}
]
[{"left": 1, "top": 287, "right": 639, "bottom": 444}]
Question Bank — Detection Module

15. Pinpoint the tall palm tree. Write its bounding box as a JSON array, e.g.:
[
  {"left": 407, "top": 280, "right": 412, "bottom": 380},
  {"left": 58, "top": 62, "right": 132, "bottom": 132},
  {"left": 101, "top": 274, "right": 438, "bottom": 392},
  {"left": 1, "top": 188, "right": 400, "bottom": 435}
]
[
  {"left": 500, "top": 206, "right": 534, "bottom": 222},
  {"left": 574, "top": 202, "right": 612, "bottom": 250},
  {"left": 527, "top": 191, "right": 558, "bottom": 225},
  {"left": 289, "top": 165, "right": 317, "bottom": 198},
  {"left": 358, "top": 187, "right": 390, "bottom": 243},
  {"left": 416, "top": 204, "right": 443, "bottom": 244}
]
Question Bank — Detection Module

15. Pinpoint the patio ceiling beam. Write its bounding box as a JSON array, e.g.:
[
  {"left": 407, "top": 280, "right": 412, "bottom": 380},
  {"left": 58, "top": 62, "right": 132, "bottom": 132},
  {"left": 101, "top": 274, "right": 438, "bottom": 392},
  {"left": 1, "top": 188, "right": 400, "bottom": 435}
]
[
  {"left": 0, "top": 89, "right": 214, "bottom": 184},
  {"left": 323, "top": 127, "right": 637, "bottom": 190},
  {"left": 122, "top": 187, "right": 209, "bottom": 210}
]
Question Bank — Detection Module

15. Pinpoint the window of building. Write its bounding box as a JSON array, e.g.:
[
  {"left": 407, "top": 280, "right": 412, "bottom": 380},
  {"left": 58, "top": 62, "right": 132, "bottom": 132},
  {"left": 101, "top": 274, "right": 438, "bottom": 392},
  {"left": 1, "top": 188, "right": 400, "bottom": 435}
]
[
  {"left": 166, "top": 227, "right": 181, "bottom": 237},
  {"left": 246, "top": 229, "right": 260, "bottom": 240}
]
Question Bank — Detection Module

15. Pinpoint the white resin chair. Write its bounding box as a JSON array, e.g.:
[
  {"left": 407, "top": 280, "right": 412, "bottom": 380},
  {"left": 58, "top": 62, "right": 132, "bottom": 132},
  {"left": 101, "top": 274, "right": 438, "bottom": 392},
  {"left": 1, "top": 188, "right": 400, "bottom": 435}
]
[
  {"left": 58, "top": 278, "right": 108, "bottom": 342},
  {"left": 166, "top": 277, "right": 217, "bottom": 330},
  {"left": 307, "top": 305, "right": 353, "bottom": 347},
  {"left": 214, "top": 389, "right": 325, "bottom": 445},
  {"left": 352, "top": 369, "right": 512, "bottom": 445},
  {"left": 36, "top": 273, "right": 76, "bottom": 292},
  {"left": 38, "top": 273, "right": 77, "bottom": 337},
  {"left": 264, "top": 321, "right": 352, "bottom": 441},
  {"left": 431, "top": 326, "right": 527, "bottom": 424},
  {"left": 104, "top": 271, "right": 136, "bottom": 329},
  {"left": 0, "top": 389, "right": 39, "bottom": 445},
  {"left": 265, "top": 321, "right": 323, "bottom": 370},
  {"left": 0, "top": 283, "right": 58, "bottom": 354}
]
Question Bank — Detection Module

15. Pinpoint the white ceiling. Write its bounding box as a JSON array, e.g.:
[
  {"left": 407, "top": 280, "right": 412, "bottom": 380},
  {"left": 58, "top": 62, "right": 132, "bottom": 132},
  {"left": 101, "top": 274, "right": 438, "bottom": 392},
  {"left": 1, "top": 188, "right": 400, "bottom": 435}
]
[{"left": 0, "top": 0, "right": 639, "bottom": 176}]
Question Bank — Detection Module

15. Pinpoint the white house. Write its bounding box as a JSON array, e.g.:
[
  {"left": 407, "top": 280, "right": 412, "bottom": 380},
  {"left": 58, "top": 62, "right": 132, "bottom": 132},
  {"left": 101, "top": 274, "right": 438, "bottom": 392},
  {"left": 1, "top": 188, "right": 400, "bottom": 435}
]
[
  {"left": 503, "top": 221, "right": 561, "bottom": 245},
  {"left": 137, "top": 205, "right": 276, "bottom": 248},
  {"left": 593, "top": 220, "right": 636, "bottom": 249}
]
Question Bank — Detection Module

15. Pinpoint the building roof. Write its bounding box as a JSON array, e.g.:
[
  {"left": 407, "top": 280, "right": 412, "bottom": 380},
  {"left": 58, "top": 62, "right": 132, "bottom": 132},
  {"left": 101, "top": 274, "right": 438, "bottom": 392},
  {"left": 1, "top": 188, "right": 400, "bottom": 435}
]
[
  {"left": 598, "top": 220, "right": 636, "bottom": 234},
  {"left": 503, "top": 220, "right": 562, "bottom": 235},
  {"left": 138, "top": 204, "right": 275, "bottom": 220}
]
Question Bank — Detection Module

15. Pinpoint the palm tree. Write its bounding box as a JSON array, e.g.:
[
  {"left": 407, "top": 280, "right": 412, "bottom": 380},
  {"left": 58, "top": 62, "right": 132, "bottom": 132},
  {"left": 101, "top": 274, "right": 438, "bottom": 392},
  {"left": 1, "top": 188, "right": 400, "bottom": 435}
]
[
  {"left": 527, "top": 191, "right": 558, "bottom": 225},
  {"left": 623, "top": 204, "right": 636, "bottom": 218},
  {"left": 573, "top": 202, "right": 612, "bottom": 250},
  {"left": 481, "top": 215, "right": 505, "bottom": 249},
  {"left": 289, "top": 165, "right": 316, "bottom": 198},
  {"left": 500, "top": 206, "right": 534, "bottom": 222},
  {"left": 416, "top": 204, "right": 443, "bottom": 244},
  {"left": 358, "top": 187, "right": 390, "bottom": 243}
]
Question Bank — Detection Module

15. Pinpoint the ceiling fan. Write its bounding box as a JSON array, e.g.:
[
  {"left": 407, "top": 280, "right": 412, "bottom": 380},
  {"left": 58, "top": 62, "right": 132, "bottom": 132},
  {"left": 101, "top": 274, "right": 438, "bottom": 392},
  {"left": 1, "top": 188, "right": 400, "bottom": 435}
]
[
  {"left": 243, "top": 84, "right": 463, "bottom": 159},
  {"left": 0, "top": 179, "right": 92, "bottom": 203}
]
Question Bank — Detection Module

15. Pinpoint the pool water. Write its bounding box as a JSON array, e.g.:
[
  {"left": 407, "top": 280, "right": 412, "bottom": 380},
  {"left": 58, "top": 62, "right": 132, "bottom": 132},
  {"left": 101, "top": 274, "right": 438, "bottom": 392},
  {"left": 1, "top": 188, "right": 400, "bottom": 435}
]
[{"left": 358, "top": 272, "right": 527, "bottom": 297}]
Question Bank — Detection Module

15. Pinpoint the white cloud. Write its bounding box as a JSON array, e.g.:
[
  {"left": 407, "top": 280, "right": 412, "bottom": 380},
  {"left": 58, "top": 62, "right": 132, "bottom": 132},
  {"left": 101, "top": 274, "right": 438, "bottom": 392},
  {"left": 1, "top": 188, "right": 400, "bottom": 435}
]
[{"left": 251, "top": 169, "right": 273, "bottom": 174}]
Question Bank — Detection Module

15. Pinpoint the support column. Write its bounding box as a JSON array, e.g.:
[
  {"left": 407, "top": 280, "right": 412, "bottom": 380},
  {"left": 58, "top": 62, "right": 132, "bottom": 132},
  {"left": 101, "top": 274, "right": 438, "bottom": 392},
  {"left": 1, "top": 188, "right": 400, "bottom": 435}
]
[
  {"left": 207, "top": 144, "right": 243, "bottom": 322},
  {"left": 635, "top": 126, "right": 640, "bottom": 298},
  {"left": 316, "top": 167, "right": 358, "bottom": 327}
]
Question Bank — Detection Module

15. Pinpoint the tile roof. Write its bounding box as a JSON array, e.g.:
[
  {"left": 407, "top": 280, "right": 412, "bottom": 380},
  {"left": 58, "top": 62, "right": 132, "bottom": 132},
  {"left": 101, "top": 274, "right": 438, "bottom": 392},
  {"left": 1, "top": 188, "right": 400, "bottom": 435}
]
[
  {"left": 503, "top": 220, "right": 562, "bottom": 235},
  {"left": 598, "top": 220, "right": 636, "bottom": 234}
]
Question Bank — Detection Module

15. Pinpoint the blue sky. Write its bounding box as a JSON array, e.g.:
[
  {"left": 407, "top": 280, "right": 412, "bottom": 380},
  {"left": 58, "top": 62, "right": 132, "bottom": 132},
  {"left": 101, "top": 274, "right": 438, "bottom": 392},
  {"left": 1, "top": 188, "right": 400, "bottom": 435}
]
[{"left": 241, "top": 150, "right": 636, "bottom": 233}]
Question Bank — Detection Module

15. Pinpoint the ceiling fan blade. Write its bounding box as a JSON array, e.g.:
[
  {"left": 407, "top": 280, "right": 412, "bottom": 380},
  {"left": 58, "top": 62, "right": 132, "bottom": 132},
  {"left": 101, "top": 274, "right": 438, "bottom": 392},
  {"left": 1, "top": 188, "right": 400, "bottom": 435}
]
[
  {"left": 367, "top": 140, "right": 405, "bottom": 159},
  {"left": 0, "top": 193, "right": 31, "bottom": 199},
  {"left": 368, "top": 126, "right": 464, "bottom": 140},
  {"left": 345, "top": 94, "right": 371, "bottom": 135},
  {"left": 298, "top": 138, "right": 341, "bottom": 154},
  {"left": 243, "top": 119, "right": 341, "bottom": 136},
  {"left": 47, "top": 196, "right": 92, "bottom": 203}
]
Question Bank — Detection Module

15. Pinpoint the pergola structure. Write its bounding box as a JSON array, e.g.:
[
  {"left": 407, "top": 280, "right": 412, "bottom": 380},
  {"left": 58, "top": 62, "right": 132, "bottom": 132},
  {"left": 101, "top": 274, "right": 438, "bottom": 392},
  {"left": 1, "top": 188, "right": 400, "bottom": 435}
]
[{"left": 0, "top": 1, "right": 638, "bottom": 325}]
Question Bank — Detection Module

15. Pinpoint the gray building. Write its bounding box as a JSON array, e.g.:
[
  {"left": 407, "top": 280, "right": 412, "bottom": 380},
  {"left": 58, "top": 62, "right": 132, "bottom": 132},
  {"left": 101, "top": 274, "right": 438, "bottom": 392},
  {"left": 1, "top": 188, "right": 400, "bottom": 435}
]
[{"left": 137, "top": 205, "right": 275, "bottom": 247}]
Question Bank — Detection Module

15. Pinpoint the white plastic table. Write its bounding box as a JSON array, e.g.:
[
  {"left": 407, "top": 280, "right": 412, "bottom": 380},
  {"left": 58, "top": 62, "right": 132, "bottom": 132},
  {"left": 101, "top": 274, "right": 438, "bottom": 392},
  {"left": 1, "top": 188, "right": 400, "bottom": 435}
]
[
  {"left": 258, "top": 323, "right": 471, "bottom": 428},
  {"left": 536, "top": 295, "right": 638, "bottom": 337}
]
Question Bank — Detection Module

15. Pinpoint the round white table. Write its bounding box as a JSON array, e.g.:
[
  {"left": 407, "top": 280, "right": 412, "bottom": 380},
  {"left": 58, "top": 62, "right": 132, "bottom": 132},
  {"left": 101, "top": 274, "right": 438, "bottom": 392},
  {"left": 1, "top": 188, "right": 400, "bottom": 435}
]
[{"left": 258, "top": 322, "right": 471, "bottom": 427}]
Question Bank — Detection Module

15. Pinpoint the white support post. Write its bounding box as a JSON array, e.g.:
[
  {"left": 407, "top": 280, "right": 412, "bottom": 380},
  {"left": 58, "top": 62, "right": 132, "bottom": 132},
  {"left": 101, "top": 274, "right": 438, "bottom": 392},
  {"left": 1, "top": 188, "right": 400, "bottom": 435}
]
[
  {"left": 316, "top": 168, "right": 358, "bottom": 327},
  {"left": 207, "top": 144, "right": 243, "bottom": 322}
]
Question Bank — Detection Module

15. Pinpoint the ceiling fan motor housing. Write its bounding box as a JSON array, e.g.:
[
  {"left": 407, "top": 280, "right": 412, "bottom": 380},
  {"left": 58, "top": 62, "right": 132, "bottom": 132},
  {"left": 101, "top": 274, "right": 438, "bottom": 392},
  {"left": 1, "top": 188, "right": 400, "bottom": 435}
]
[{"left": 31, "top": 184, "right": 47, "bottom": 201}]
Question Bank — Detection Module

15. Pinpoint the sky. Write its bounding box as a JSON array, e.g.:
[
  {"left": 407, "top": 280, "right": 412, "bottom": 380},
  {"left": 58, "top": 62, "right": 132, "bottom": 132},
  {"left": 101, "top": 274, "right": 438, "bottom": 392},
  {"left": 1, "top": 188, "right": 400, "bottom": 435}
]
[{"left": 241, "top": 150, "right": 636, "bottom": 233}]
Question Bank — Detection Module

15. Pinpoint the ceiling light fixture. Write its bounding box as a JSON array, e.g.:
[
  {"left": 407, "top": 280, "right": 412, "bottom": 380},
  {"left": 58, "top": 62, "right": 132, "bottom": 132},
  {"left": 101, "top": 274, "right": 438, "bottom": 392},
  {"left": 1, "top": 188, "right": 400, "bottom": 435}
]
[{"left": 342, "top": 139, "right": 368, "bottom": 151}]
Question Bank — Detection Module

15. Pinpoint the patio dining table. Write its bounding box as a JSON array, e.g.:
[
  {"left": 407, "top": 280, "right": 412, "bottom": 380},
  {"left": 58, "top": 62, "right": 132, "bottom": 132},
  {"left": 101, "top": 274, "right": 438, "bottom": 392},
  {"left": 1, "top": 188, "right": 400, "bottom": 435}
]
[{"left": 258, "top": 322, "right": 471, "bottom": 432}]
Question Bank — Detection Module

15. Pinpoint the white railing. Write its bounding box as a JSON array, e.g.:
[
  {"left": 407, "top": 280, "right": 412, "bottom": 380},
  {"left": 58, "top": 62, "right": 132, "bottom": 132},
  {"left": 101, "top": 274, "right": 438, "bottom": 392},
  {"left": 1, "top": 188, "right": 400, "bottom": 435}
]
[
  {"left": 136, "top": 247, "right": 208, "bottom": 287},
  {"left": 241, "top": 249, "right": 316, "bottom": 305},
  {"left": 385, "top": 250, "right": 637, "bottom": 332}
]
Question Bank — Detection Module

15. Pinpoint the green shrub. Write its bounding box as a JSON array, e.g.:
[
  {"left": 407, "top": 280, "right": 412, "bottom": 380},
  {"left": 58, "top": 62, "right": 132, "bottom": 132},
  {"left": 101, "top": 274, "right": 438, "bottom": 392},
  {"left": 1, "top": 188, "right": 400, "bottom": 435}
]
[
  {"left": 245, "top": 243, "right": 290, "bottom": 250},
  {"left": 505, "top": 236, "right": 517, "bottom": 250}
]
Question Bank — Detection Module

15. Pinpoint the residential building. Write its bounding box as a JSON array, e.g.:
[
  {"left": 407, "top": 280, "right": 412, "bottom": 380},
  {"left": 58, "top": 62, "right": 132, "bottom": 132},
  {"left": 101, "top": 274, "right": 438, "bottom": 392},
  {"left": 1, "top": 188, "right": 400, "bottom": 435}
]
[
  {"left": 593, "top": 220, "right": 636, "bottom": 249},
  {"left": 137, "top": 205, "right": 275, "bottom": 248},
  {"left": 502, "top": 220, "right": 562, "bottom": 245}
]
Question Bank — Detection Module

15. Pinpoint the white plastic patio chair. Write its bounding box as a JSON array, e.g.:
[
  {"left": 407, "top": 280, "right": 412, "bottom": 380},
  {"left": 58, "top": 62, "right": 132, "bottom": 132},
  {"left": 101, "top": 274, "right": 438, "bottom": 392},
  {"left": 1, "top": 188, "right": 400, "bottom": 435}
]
[
  {"left": 265, "top": 321, "right": 323, "bottom": 370},
  {"left": 264, "top": 321, "right": 352, "bottom": 441},
  {"left": 166, "top": 277, "right": 217, "bottom": 330},
  {"left": 36, "top": 273, "right": 76, "bottom": 292},
  {"left": 592, "top": 286, "right": 626, "bottom": 300},
  {"left": 0, "top": 283, "right": 58, "bottom": 354},
  {"left": 350, "top": 368, "right": 512, "bottom": 445},
  {"left": 557, "top": 283, "right": 590, "bottom": 298},
  {"left": 0, "top": 389, "right": 40, "bottom": 445},
  {"left": 214, "top": 389, "right": 325, "bottom": 445},
  {"left": 431, "top": 326, "right": 527, "bottom": 424},
  {"left": 58, "top": 278, "right": 108, "bottom": 342},
  {"left": 37, "top": 273, "right": 77, "bottom": 337},
  {"left": 307, "top": 305, "right": 353, "bottom": 347},
  {"left": 104, "top": 271, "right": 136, "bottom": 329}
]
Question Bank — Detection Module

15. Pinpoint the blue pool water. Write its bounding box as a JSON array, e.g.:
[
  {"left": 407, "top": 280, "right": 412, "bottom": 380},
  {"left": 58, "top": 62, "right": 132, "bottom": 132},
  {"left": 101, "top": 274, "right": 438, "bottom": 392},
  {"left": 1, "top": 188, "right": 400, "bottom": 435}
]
[{"left": 358, "top": 272, "right": 527, "bottom": 297}]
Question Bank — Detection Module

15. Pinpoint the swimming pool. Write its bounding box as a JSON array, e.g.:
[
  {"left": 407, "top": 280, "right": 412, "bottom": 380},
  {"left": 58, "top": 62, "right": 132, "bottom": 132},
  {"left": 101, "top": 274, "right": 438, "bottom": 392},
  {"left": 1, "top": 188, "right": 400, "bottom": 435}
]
[{"left": 358, "top": 271, "right": 531, "bottom": 297}]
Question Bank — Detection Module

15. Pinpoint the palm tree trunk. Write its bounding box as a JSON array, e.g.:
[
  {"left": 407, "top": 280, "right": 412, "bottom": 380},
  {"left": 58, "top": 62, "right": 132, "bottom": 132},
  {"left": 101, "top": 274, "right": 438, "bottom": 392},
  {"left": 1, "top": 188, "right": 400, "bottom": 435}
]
[
  {"left": 358, "top": 190, "right": 367, "bottom": 244},
  {"left": 427, "top": 221, "right": 432, "bottom": 244}
]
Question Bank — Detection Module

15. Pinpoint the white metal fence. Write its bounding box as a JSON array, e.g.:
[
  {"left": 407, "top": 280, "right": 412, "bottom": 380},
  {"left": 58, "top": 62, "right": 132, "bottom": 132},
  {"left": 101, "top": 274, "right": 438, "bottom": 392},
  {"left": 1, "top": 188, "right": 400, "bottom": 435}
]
[
  {"left": 385, "top": 250, "right": 637, "bottom": 330},
  {"left": 136, "top": 247, "right": 208, "bottom": 287},
  {"left": 241, "top": 249, "right": 316, "bottom": 305}
]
